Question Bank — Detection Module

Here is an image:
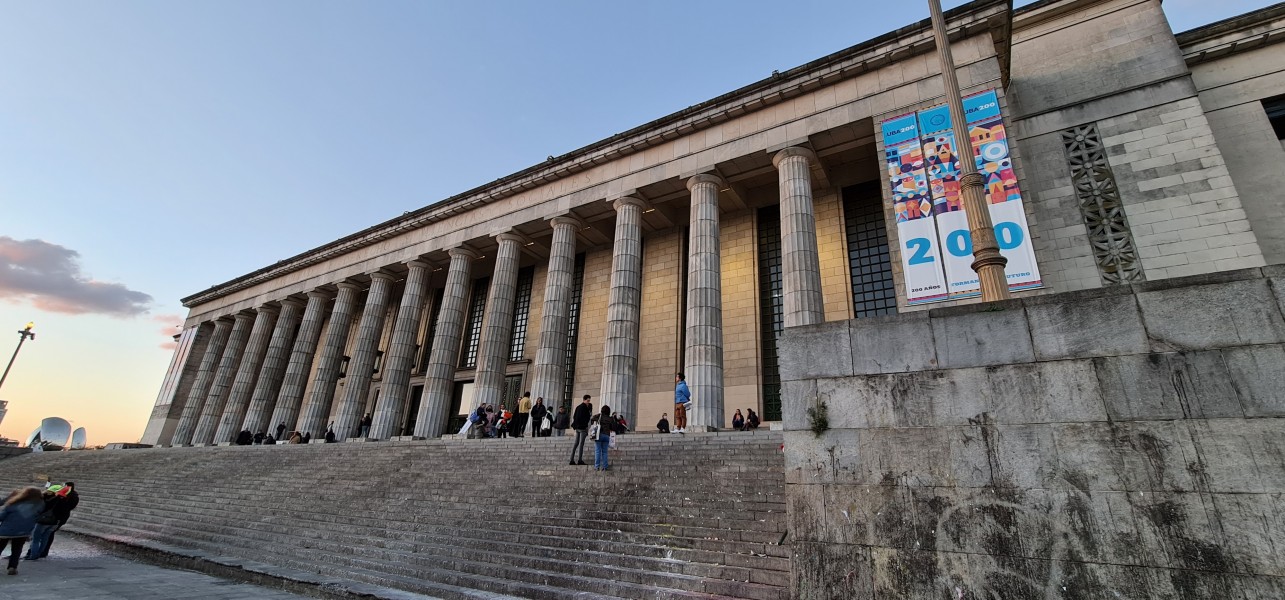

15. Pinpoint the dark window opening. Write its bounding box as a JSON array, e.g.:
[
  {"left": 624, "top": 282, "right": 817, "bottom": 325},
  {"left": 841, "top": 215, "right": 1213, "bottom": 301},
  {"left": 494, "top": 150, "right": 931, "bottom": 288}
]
[
  {"left": 561, "top": 253, "right": 587, "bottom": 412},
  {"left": 1264, "top": 95, "right": 1285, "bottom": 141},
  {"left": 417, "top": 287, "right": 445, "bottom": 374},
  {"left": 509, "top": 267, "right": 535, "bottom": 362},
  {"left": 756, "top": 207, "right": 783, "bottom": 422},
  {"left": 844, "top": 181, "right": 897, "bottom": 318},
  {"left": 460, "top": 277, "right": 490, "bottom": 369}
]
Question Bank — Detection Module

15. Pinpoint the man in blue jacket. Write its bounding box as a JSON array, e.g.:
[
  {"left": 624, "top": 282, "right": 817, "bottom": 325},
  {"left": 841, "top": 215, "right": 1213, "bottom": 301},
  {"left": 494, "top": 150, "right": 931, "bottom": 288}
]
[{"left": 674, "top": 373, "right": 691, "bottom": 434}]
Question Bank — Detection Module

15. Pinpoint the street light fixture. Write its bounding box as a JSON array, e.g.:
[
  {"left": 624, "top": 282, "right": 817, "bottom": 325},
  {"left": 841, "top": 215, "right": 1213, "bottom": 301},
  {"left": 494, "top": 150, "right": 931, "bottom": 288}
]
[{"left": 0, "top": 322, "right": 36, "bottom": 393}]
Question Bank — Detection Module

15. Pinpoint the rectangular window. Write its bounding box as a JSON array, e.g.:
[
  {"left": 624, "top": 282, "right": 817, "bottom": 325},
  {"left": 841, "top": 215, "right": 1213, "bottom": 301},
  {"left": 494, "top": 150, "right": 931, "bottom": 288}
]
[
  {"left": 508, "top": 267, "right": 535, "bottom": 362},
  {"left": 561, "top": 253, "right": 587, "bottom": 411},
  {"left": 416, "top": 287, "right": 445, "bottom": 374},
  {"left": 756, "top": 206, "right": 783, "bottom": 422},
  {"left": 460, "top": 277, "right": 490, "bottom": 369},
  {"left": 844, "top": 182, "right": 897, "bottom": 318},
  {"left": 1264, "top": 94, "right": 1285, "bottom": 141}
]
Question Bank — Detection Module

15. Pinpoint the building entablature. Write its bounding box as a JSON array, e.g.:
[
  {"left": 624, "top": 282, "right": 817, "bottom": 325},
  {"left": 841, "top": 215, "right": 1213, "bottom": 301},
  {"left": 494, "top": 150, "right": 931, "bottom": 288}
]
[{"left": 180, "top": 0, "right": 1014, "bottom": 314}]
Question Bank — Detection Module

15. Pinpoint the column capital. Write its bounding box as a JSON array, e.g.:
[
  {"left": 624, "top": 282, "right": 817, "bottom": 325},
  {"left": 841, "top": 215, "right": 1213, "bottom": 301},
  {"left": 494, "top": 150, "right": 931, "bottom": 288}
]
[
  {"left": 368, "top": 271, "right": 398, "bottom": 285},
  {"left": 336, "top": 281, "right": 363, "bottom": 293},
  {"left": 448, "top": 247, "right": 480, "bottom": 260},
  {"left": 306, "top": 289, "right": 331, "bottom": 301},
  {"left": 549, "top": 215, "right": 584, "bottom": 231},
  {"left": 772, "top": 146, "right": 817, "bottom": 168},
  {"left": 279, "top": 297, "right": 306, "bottom": 310},
  {"left": 257, "top": 303, "right": 281, "bottom": 315},
  {"left": 214, "top": 315, "right": 236, "bottom": 324},
  {"left": 611, "top": 195, "right": 648, "bottom": 211},
  {"left": 404, "top": 259, "right": 432, "bottom": 271},
  {"left": 494, "top": 231, "right": 525, "bottom": 245},
  {"left": 686, "top": 173, "right": 726, "bottom": 191},
  {"left": 233, "top": 311, "right": 256, "bottom": 323}
]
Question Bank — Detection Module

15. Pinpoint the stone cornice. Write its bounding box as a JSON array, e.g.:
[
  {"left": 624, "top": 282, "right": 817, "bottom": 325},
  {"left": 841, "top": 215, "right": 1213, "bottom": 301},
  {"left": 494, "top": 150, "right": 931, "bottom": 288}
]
[
  {"left": 181, "top": 0, "right": 1012, "bottom": 309},
  {"left": 1177, "top": 3, "right": 1285, "bottom": 66}
]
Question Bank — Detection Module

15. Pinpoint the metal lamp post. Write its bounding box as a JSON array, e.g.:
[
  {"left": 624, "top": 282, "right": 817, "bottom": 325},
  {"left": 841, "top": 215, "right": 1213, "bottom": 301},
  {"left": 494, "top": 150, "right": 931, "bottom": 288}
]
[
  {"left": 0, "top": 322, "right": 35, "bottom": 393},
  {"left": 928, "top": 0, "right": 1011, "bottom": 301}
]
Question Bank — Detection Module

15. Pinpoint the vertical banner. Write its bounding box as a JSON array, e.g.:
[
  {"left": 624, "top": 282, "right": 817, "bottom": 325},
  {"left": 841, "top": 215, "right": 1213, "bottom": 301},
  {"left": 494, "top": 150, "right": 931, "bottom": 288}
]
[
  {"left": 917, "top": 105, "right": 977, "bottom": 298},
  {"left": 965, "top": 90, "right": 1042, "bottom": 292},
  {"left": 879, "top": 89, "right": 1043, "bottom": 305},
  {"left": 882, "top": 113, "right": 947, "bottom": 304}
]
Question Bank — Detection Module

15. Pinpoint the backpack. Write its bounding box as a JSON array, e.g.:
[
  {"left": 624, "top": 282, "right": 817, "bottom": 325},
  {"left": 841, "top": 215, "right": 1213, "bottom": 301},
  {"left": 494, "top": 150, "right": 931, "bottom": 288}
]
[{"left": 587, "top": 416, "right": 601, "bottom": 440}]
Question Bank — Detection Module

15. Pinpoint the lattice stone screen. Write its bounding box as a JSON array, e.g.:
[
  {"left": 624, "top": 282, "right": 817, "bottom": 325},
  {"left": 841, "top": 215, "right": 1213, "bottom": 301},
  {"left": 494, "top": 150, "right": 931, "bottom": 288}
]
[{"left": 1060, "top": 123, "right": 1145, "bottom": 284}]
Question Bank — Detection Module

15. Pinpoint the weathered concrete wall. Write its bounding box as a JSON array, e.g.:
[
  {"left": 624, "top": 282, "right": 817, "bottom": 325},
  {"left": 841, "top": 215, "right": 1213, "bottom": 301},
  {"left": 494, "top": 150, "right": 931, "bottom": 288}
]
[
  {"left": 0, "top": 447, "right": 32, "bottom": 461},
  {"left": 780, "top": 266, "right": 1285, "bottom": 598}
]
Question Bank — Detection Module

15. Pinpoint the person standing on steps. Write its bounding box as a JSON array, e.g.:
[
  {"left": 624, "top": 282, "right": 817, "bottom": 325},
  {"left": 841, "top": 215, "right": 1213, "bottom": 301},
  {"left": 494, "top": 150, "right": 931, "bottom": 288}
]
[
  {"left": 553, "top": 405, "right": 569, "bottom": 437},
  {"left": 591, "top": 404, "right": 615, "bottom": 471},
  {"left": 0, "top": 487, "right": 43, "bottom": 575},
  {"left": 530, "top": 397, "right": 548, "bottom": 438},
  {"left": 514, "top": 392, "right": 532, "bottom": 438},
  {"left": 275, "top": 422, "right": 287, "bottom": 441},
  {"left": 31, "top": 482, "right": 77, "bottom": 559},
  {"left": 359, "top": 413, "right": 372, "bottom": 438},
  {"left": 569, "top": 395, "right": 592, "bottom": 465},
  {"left": 674, "top": 373, "right": 691, "bottom": 434},
  {"left": 657, "top": 413, "right": 670, "bottom": 434}
]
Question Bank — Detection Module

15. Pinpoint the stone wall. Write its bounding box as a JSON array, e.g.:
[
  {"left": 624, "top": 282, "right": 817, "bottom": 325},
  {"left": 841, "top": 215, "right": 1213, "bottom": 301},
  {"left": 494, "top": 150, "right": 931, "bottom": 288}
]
[
  {"left": 779, "top": 266, "right": 1285, "bottom": 598},
  {"left": 0, "top": 447, "right": 31, "bottom": 461}
]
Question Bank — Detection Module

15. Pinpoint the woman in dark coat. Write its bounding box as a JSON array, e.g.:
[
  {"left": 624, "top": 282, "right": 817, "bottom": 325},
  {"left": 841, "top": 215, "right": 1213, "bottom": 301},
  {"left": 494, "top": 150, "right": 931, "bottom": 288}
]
[{"left": 0, "top": 487, "right": 44, "bottom": 575}]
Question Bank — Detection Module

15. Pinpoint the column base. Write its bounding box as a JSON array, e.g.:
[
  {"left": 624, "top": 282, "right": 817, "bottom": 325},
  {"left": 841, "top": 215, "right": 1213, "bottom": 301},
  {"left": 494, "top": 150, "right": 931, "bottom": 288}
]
[
  {"left": 191, "top": 443, "right": 214, "bottom": 447},
  {"left": 389, "top": 436, "right": 425, "bottom": 441},
  {"left": 345, "top": 437, "right": 381, "bottom": 443},
  {"left": 308, "top": 439, "right": 330, "bottom": 444},
  {"left": 216, "top": 442, "right": 235, "bottom": 447}
]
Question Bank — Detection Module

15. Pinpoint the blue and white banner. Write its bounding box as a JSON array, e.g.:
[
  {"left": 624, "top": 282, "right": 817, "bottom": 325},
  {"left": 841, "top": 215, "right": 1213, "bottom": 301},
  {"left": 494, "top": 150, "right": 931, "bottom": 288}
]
[{"left": 879, "top": 89, "right": 1042, "bottom": 304}]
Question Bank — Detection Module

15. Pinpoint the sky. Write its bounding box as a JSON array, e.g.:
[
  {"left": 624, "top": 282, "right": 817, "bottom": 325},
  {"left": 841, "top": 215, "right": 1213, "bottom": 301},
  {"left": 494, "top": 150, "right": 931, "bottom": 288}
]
[{"left": 0, "top": 0, "right": 1273, "bottom": 446}]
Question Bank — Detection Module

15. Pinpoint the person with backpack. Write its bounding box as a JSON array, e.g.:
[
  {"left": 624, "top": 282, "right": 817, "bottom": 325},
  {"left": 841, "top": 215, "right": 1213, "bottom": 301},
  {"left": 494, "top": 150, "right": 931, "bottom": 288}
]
[
  {"left": 591, "top": 405, "right": 615, "bottom": 471},
  {"left": 23, "top": 485, "right": 65, "bottom": 561},
  {"left": 0, "top": 487, "right": 43, "bottom": 575},
  {"left": 30, "top": 482, "right": 77, "bottom": 559}
]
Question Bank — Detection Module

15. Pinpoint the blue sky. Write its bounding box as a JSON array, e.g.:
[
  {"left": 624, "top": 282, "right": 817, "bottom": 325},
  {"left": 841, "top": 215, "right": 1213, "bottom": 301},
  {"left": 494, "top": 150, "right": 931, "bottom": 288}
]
[{"left": 0, "top": 0, "right": 1273, "bottom": 444}]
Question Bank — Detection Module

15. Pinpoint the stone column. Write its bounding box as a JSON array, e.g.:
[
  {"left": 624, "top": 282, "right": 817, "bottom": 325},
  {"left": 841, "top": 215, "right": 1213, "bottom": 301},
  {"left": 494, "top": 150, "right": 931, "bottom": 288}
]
[
  {"left": 370, "top": 260, "right": 431, "bottom": 440},
  {"left": 190, "top": 312, "right": 254, "bottom": 445},
  {"left": 297, "top": 282, "right": 361, "bottom": 438},
  {"left": 599, "top": 196, "right": 645, "bottom": 427},
  {"left": 170, "top": 318, "right": 233, "bottom": 446},
  {"left": 241, "top": 298, "right": 303, "bottom": 436},
  {"left": 214, "top": 306, "right": 279, "bottom": 443},
  {"left": 334, "top": 272, "right": 396, "bottom": 439},
  {"left": 684, "top": 174, "right": 726, "bottom": 430},
  {"left": 472, "top": 232, "right": 524, "bottom": 409},
  {"left": 267, "top": 290, "right": 329, "bottom": 434},
  {"left": 773, "top": 147, "right": 826, "bottom": 328},
  {"left": 529, "top": 216, "right": 581, "bottom": 406},
  {"left": 414, "top": 248, "right": 478, "bottom": 438}
]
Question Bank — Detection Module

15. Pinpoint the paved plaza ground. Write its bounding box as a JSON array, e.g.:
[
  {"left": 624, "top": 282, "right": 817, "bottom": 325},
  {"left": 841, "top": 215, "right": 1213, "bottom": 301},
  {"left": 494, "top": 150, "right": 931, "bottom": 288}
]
[{"left": 0, "top": 536, "right": 312, "bottom": 600}]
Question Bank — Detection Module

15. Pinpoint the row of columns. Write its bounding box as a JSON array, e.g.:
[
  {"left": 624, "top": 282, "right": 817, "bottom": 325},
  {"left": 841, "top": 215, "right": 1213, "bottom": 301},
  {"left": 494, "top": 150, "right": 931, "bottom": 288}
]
[{"left": 168, "top": 146, "right": 825, "bottom": 443}]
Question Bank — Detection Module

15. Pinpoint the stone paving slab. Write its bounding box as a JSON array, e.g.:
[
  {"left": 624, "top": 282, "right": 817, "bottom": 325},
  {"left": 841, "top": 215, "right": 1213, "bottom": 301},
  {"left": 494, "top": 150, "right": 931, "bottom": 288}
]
[{"left": 0, "top": 537, "right": 312, "bottom": 599}]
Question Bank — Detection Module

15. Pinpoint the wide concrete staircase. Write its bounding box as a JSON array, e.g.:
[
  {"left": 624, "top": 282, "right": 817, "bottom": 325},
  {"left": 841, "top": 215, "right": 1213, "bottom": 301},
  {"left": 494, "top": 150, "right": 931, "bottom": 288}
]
[{"left": 0, "top": 431, "right": 788, "bottom": 600}]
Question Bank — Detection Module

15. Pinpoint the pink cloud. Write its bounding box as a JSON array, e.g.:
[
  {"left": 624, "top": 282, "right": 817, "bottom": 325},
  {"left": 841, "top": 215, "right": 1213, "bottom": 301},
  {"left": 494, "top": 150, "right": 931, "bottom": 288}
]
[{"left": 153, "top": 314, "right": 183, "bottom": 351}]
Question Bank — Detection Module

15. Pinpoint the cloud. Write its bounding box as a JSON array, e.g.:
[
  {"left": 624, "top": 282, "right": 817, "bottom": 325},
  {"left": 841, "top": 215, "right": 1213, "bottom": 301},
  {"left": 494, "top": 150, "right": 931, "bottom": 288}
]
[
  {"left": 153, "top": 314, "right": 184, "bottom": 351},
  {"left": 0, "top": 237, "right": 153, "bottom": 317}
]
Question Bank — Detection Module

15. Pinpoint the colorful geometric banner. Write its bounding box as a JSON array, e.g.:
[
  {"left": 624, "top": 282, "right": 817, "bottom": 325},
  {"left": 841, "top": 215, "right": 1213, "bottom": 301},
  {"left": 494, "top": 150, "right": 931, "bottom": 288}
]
[
  {"left": 882, "top": 112, "right": 947, "bottom": 304},
  {"left": 880, "top": 89, "right": 1042, "bottom": 305}
]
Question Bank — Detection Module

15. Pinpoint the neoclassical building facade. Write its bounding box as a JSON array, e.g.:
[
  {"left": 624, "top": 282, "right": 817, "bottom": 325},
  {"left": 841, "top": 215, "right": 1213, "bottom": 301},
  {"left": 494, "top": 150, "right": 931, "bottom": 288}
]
[{"left": 143, "top": 0, "right": 1285, "bottom": 445}]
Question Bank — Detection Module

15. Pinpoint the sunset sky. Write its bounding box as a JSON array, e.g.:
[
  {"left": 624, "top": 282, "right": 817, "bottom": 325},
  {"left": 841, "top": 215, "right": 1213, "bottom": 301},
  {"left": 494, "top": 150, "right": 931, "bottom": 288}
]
[{"left": 0, "top": 0, "right": 1271, "bottom": 445}]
